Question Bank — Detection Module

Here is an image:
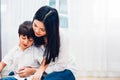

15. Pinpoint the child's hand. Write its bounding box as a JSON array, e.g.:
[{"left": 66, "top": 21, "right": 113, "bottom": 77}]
[{"left": 17, "top": 66, "right": 35, "bottom": 78}]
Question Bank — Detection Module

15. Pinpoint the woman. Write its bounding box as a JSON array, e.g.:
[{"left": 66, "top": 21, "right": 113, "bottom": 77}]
[{"left": 32, "top": 6, "right": 77, "bottom": 80}]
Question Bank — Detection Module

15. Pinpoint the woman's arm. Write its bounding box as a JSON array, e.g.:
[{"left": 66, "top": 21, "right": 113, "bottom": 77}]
[{"left": 32, "top": 58, "right": 48, "bottom": 80}]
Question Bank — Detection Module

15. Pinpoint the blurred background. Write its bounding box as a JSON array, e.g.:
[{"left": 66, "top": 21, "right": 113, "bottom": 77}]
[{"left": 1, "top": 0, "right": 120, "bottom": 78}]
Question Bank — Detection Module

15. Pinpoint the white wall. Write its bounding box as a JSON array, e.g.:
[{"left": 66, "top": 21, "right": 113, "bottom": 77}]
[{"left": 68, "top": 0, "right": 120, "bottom": 77}]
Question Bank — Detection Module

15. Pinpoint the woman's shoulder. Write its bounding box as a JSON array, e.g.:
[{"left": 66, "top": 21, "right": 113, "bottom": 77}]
[
  {"left": 60, "top": 28, "right": 69, "bottom": 35},
  {"left": 60, "top": 28, "right": 69, "bottom": 39},
  {"left": 60, "top": 28, "right": 70, "bottom": 44}
]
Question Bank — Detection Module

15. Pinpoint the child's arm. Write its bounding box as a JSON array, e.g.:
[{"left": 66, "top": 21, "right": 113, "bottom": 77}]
[
  {"left": 0, "top": 61, "right": 6, "bottom": 78},
  {"left": 0, "top": 61, "right": 6, "bottom": 71},
  {"left": 32, "top": 58, "right": 48, "bottom": 80}
]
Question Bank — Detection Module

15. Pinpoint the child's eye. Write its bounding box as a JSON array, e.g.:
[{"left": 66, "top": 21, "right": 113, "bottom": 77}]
[
  {"left": 21, "top": 35, "right": 27, "bottom": 39},
  {"left": 22, "top": 36, "right": 26, "bottom": 39},
  {"left": 29, "top": 38, "right": 34, "bottom": 42}
]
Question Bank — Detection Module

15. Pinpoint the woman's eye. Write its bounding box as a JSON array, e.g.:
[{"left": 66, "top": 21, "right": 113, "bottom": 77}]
[
  {"left": 41, "top": 28, "right": 45, "bottom": 32},
  {"left": 34, "top": 24, "right": 37, "bottom": 27}
]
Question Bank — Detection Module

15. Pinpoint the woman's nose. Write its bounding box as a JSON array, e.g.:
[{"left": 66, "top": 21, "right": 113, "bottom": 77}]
[{"left": 35, "top": 28, "right": 40, "bottom": 33}]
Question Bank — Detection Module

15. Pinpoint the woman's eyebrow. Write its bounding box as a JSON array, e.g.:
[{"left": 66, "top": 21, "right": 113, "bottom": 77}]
[{"left": 33, "top": 22, "right": 38, "bottom": 27}]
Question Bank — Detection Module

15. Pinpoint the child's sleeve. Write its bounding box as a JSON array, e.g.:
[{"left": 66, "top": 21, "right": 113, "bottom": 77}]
[
  {"left": 2, "top": 48, "right": 14, "bottom": 65},
  {"left": 35, "top": 46, "right": 44, "bottom": 65}
]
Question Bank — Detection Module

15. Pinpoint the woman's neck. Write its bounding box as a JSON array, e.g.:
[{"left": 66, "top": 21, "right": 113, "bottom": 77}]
[{"left": 43, "top": 37, "right": 47, "bottom": 47}]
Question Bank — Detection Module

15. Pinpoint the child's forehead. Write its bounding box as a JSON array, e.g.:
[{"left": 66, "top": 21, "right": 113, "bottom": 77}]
[{"left": 20, "top": 34, "right": 33, "bottom": 39}]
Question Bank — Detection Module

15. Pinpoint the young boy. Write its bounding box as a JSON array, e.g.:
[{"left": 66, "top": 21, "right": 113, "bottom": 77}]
[{"left": 0, "top": 21, "right": 42, "bottom": 80}]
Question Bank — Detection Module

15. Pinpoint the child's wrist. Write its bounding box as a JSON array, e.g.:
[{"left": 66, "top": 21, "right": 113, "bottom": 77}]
[{"left": 31, "top": 68, "right": 37, "bottom": 75}]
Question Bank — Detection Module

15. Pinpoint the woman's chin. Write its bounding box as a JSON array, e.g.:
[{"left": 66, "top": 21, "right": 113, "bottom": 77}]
[{"left": 35, "top": 34, "right": 41, "bottom": 37}]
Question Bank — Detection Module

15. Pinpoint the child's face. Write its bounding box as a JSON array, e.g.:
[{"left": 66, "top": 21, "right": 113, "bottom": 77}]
[
  {"left": 32, "top": 19, "right": 46, "bottom": 37},
  {"left": 19, "top": 35, "right": 34, "bottom": 51}
]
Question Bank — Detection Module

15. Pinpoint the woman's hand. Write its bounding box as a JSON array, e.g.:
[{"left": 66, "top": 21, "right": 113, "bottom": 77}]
[
  {"left": 32, "top": 69, "right": 43, "bottom": 80},
  {"left": 17, "top": 67, "right": 36, "bottom": 78},
  {"left": 0, "top": 73, "right": 2, "bottom": 78},
  {"left": 32, "top": 59, "right": 48, "bottom": 80}
]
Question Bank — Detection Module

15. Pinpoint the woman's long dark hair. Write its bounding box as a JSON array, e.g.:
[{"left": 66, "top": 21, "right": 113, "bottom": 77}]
[{"left": 33, "top": 6, "right": 60, "bottom": 65}]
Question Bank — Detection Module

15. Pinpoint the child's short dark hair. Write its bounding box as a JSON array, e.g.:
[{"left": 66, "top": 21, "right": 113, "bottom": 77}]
[{"left": 18, "top": 21, "right": 34, "bottom": 38}]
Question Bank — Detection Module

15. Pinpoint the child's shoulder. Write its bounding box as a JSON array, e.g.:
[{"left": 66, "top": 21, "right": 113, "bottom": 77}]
[
  {"left": 30, "top": 45, "right": 43, "bottom": 52},
  {"left": 30, "top": 45, "right": 44, "bottom": 56},
  {"left": 8, "top": 45, "right": 19, "bottom": 52}
]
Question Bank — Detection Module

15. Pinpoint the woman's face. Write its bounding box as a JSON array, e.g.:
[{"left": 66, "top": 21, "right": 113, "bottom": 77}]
[{"left": 32, "top": 19, "right": 46, "bottom": 37}]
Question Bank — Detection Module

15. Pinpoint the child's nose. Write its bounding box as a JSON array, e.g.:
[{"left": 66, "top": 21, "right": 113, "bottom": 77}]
[{"left": 24, "top": 40, "right": 29, "bottom": 44}]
